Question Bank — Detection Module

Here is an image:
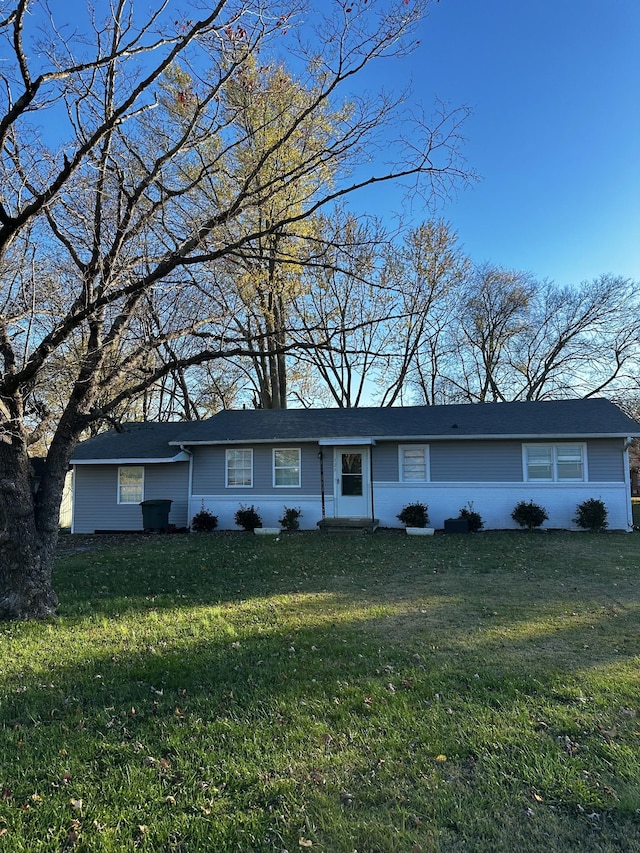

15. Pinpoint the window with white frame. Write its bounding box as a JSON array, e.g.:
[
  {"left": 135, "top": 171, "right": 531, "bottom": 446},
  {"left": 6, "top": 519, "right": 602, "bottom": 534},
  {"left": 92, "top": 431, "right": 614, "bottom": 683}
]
[
  {"left": 118, "top": 466, "right": 144, "bottom": 504},
  {"left": 273, "top": 448, "right": 301, "bottom": 487},
  {"left": 399, "top": 445, "right": 429, "bottom": 481},
  {"left": 523, "top": 443, "right": 585, "bottom": 482},
  {"left": 226, "top": 449, "right": 253, "bottom": 487}
]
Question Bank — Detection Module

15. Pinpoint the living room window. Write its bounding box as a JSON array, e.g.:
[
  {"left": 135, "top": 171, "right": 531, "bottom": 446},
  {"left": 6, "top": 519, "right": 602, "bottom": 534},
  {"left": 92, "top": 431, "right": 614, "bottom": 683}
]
[
  {"left": 226, "top": 449, "right": 253, "bottom": 487},
  {"left": 273, "top": 448, "right": 301, "bottom": 487},
  {"left": 399, "top": 445, "right": 430, "bottom": 481}
]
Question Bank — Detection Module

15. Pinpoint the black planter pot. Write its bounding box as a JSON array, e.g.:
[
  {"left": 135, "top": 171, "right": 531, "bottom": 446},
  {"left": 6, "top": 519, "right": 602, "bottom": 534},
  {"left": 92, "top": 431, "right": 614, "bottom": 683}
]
[{"left": 444, "top": 518, "right": 469, "bottom": 534}]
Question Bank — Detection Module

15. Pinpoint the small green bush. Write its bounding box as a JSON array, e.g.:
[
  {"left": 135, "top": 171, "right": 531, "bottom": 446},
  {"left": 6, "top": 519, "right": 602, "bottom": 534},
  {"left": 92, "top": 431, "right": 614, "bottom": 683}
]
[
  {"left": 234, "top": 504, "right": 262, "bottom": 531},
  {"left": 573, "top": 498, "right": 608, "bottom": 532},
  {"left": 397, "top": 502, "right": 429, "bottom": 528},
  {"left": 191, "top": 507, "right": 218, "bottom": 532},
  {"left": 511, "top": 499, "right": 548, "bottom": 530},
  {"left": 279, "top": 506, "right": 302, "bottom": 531},
  {"left": 458, "top": 503, "right": 484, "bottom": 533}
]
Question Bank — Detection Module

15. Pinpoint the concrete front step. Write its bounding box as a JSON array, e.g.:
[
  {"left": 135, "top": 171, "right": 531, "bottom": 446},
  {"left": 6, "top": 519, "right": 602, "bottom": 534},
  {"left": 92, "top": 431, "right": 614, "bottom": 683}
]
[{"left": 317, "top": 517, "right": 379, "bottom": 534}]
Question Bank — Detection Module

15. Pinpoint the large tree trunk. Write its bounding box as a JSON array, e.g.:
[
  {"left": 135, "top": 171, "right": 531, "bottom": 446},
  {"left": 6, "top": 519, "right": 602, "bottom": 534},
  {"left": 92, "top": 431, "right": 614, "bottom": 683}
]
[{"left": 0, "top": 442, "right": 59, "bottom": 620}]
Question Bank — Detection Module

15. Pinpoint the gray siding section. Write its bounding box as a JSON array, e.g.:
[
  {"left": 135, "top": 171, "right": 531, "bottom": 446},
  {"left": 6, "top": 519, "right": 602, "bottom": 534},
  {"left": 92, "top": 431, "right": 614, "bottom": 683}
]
[
  {"left": 372, "top": 441, "right": 523, "bottom": 482},
  {"left": 375, "top": 440, "right": 523, "bottom": 483},
  {"left": 430, "top": 440, "right": 523, "bottom": 482},
  {"left": 587, "top": 439, "right": 625, "bottom": 482},
  {"left": 192, "top": 443, "right": 325, "bottom": 496},
  {"left": 73, "top": 463, "right": 189, "bottom": 533},
  {"left": 374, "top": 439, "right": 625, "bottom": 484},
  {"left": 372, "top": 443, "right": 399, "bottom": 481}
]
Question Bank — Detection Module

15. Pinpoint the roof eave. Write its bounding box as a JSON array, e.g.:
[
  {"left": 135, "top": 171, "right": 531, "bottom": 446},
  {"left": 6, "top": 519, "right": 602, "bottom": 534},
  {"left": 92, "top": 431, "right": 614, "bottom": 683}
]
[
  {"left": 169, "top": 432, "right": 640, "bottom": 446},
  {"left": 169, "top": 437, "right": 322, "bottom": 446},
  {"left": 71, "top": 451, "right": 190, "bottom": 465}
]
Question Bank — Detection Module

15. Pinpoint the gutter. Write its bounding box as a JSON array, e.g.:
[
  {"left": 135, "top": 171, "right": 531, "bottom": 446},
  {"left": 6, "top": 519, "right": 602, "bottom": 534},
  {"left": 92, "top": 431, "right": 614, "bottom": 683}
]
[
  {"left": 169, "top": 432, "right": 640, "bottom": 447},
  {"left": 180, "top": 445, "right": 194, "bottom": 529},
  {"left": 70, "top": 466, "right": 77, "bottom": 534},
  {"left": 624, "top": 437, "right": 634, "bottom": 531},
  {"left": 70, "top": 452, "right": 190, "bottom": 465}
]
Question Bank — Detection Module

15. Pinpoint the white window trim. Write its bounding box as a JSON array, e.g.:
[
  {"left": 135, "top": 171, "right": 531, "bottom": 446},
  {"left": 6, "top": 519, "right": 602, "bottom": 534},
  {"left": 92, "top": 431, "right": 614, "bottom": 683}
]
[
  {"left": 225, "top": 448, "right": 253, "bottom": 488},
  {"left": 117, "top": 465, "right": 144, "bottom": 504},
  {"left": 273, "top": 447, "right": 301, "bottom": 488},
  {"left": 522, "top": 442, "right": 587, "bottom": 483},
  {"left": 399, "top": 444, "right": 430, "bottom": 482}
]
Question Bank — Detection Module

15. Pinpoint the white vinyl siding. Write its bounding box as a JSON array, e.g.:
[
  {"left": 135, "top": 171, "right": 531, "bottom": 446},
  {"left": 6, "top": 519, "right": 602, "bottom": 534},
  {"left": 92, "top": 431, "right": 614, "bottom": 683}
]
[
  {"left": 226, "top": 449, "right": 253, "bottom": 487},
  {"left": 524, "top": 444, "right": 586, "bottom": 482},
  {"left": 399, "top": 445, "right": 429, "bottom": 482},
  {"left": 118, "top": 466, "right": 144, "bottom": 504},
  {"left": 273, "top": 448, "right": 301, "bottom": 487}
]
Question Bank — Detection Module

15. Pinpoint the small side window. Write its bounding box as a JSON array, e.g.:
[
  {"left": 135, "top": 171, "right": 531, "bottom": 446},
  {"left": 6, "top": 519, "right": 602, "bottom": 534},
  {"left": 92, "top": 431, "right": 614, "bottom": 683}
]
[
  {"left": 525, "top": 446, "right": 553, "bottom": 480},
  {"left": 399, "top": 445, "right": 429, "bottom": 481},
  {"left": 556, "top": 445, "right": 584, "bottom": 480},
  {"left": 118, "top": 466, "right": 144, "bottom": 504}
]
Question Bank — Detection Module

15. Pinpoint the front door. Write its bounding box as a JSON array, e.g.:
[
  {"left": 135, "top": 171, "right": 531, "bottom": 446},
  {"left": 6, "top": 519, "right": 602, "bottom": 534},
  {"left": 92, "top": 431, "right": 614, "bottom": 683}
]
[{"left": 334, "top": 446, "right": 370, "bottom": 517}]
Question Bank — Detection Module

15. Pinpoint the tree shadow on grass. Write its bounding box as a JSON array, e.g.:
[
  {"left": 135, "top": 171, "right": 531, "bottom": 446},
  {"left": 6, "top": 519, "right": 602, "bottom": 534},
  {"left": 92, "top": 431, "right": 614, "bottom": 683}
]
[
  {"left": 54, "top": 529, "right": 640, "bottom": 616},
  {"left": 2, "top": 607, "right": 640, "bottom": 850},
  {"left": 5, "top": 532, "right": 633, "bottom": 849}
]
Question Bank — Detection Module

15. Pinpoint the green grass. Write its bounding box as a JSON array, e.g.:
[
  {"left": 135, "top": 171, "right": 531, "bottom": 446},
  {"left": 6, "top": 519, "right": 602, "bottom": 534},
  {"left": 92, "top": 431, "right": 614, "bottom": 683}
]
[{"left": 1, "top": 531, "right": 640, "bottom": 851}]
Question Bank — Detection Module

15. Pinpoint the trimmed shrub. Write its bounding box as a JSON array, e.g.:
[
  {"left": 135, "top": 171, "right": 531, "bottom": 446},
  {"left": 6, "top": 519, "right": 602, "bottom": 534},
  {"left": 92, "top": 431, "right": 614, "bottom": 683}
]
[
  {"left": 458, "top": 503, "right": 484, "bottom": 533},
  {"left": 191, "top": 507, "right": 218, "bottom": 532},
  {"left": 573, "top": 498, "right": 608, "bottom": 532},
  {"left": 511, "top": 500, "right": 548, "bottom": 530},
  {"left": 234, "top": 504, "right": 262, "bottom": 531},
  {"left": 397, "top": 502, "right": 429, "bottom": 528},
  {"left": 279, "top": 506, "right": 302, "bottom": 531}
]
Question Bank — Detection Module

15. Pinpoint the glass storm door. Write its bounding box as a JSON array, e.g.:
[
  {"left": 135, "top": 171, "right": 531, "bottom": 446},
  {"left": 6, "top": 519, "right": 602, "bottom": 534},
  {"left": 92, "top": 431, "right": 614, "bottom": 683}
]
[{"left": 334, "top": 447, "right": 370, "bottom": 517}]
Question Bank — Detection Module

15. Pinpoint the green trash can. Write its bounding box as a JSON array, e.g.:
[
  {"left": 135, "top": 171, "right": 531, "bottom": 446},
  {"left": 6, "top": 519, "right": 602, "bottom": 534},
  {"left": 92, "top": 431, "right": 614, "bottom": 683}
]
[{"left": 140, "top": 499, "right": 173, "bottom": 532}]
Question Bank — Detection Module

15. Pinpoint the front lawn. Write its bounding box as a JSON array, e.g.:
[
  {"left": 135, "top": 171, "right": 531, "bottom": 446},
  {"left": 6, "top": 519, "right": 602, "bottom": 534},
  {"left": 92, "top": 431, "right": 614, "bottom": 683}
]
[{"left": 1, "top": 531, "right": 639, "bottom": 851}]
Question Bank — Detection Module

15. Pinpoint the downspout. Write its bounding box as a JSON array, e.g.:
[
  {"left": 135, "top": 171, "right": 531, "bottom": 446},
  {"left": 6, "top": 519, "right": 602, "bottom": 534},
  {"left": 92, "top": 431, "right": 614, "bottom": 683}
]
[
  {"left": 624, "top": 437, "right": 633, "bottom": 531},
  {"left": 318, "top": 449, "right": 325, "bottom": 519},
  {"left": 180, "top": 445, "right": 194, "bottom": 530},
  {"left": 70, "top": 465, "right": 77, "bottom": 534},
  {"left": 369, "top": 446, "right": 375, "bottom": 525}
]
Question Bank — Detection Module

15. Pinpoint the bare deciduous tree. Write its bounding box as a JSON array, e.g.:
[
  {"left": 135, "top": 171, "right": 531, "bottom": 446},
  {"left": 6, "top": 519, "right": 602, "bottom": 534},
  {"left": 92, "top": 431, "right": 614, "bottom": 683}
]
[
  {"left": 443, "top": 270, "right": 638, "bottom": 404},
  {"left": 293, "top": 212, "right": 391, "bottom": 408},
  {"left": 450, "top": 264, "right": 537, "bottom": 402},
  {"left": 0, "top": 0, "right": 470, "bottom": 619},
  {"left": 375, "top": 220, "right": 469, "bottom": 406},
  {"left": 510, "top": 276, "right": 638, "bottom": 401}
]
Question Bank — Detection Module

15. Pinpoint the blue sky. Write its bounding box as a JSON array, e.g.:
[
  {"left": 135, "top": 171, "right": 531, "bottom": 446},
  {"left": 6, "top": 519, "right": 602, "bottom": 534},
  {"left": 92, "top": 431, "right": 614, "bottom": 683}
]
[{"left": 360, "top": 0, "right": 640, "bottom": 285}]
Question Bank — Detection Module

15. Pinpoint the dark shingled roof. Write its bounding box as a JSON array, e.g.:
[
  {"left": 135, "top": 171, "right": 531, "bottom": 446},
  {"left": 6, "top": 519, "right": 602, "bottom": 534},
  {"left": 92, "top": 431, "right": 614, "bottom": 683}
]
[
  {"left": 71, "top": 399, "right": 640, "bottom": 461},
  {"left": 71, "top": 421, "right": 192, "bottom": 462}
]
